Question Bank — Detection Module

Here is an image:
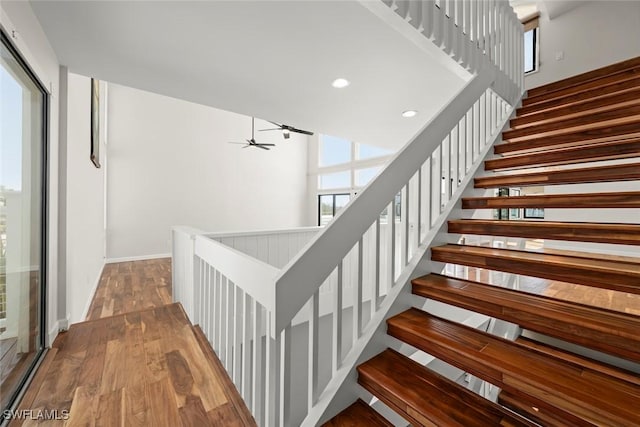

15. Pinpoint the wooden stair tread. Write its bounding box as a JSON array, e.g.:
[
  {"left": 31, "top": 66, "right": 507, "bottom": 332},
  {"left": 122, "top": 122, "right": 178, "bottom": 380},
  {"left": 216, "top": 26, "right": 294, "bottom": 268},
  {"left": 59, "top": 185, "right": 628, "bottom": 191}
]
[
  {"left": 447, "top": 218, "right": 640, "bottom": 245},
  {"left": 503, "top": 105, "right": 640, "bottom": 140},
  {"left": 515, "top": 337, "right": 640, "bottom": 387},
  {"left": 430, "top": 244, "right": 640, "bottom": 294},
  {"left": 322, "top": 399, "right": 393, "bottom": 427},
  {"left": 357, "top": 348, "right": 535, "bottom": 427},
  {"left": 523, "top": 66, "right": 640, "bottom": 108},
  {"left": 497, "top": 389, "right": 593, "bottom": 427},
  {"left": 518, "top": 73, "right": 640, "bottom": 117},
  {"left": 511, "top": 87, "right": 640, "bottom": 128},
  {"left": 411, "top": 273, "right": 640, "bottom": 362},
  {"left": 461, "top": 191, "right": 640, "bottom": 209},
  {"left": 387, "top": 309, "right": 640, "bottom": 426},
  {"left": 485, "top": 137, "right": 640, "bottom": 170},
  {"left": 475, "top": 161, "right": 640, "bottom": 187},
  {"left": 526, "top": 56, "right": 640, "bottom": 99},
  {"left": 495, "top": 118, "right": 640, "bottom": 154}
]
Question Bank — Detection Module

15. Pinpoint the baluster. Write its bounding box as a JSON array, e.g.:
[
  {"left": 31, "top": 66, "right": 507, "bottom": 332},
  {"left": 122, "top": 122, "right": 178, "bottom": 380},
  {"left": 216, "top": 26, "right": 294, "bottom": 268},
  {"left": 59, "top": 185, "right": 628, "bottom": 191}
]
[
  {"left": 404, "top": 184, "right": 410, "bottom": 265},
  {"left": 417, "top": 167, "right": 423, "bottom": 246},
  {"left": 252, "top": 302, "right": 263, "bottom": 425},
  {"left": 408, "top": 0, "right": 423, "bottom": 30},
  {"left": 219, "top": 276, "right": 227, "bottom": 364},
  {"left": 206, "top": 265, "right": 212, "bottom": 340},
  {"left": 375, "top": 217, "right": 381, "bottom": 310},
  {"left": 211, "top": 266, "right": 217, "bottom": 339},
  {"left": 265, "top": 313, "right": 278, "bottom": 427},
  {"left": 333, "top": 263, "right": 343, "bottom": 373},
  {"left": 449, "top": 0, "right": 457, "bottom": 60},
  {"left": 422, "top": 0, "right": 435, "bottom": 39},
  {"left": 444, "top": 136, "right": 451, "bottom": 201},
  {"left": 354, "top": 237, "right": 363, "bottom": 340},
  {"left": 242, "top": 293, "right": 251, "bottom": 407},
  {"left": 395, "top": 0, "right": 410, "bottom": 19},
  {"left": 225, "top": 279, "right": 232, "bottom": 368},
  {"left": 234, "top": 286, "right": 243, "bottom": 386},
  {"left": 194, "top": 258, "right": 201, "bottom": 326},
  {"left": 227, "top": 282, "right": 235, "bottom": 374},
  {"left": 443, "top": 0, "right": 453, "bottom": 55},
  {"left": 390, "top": 197, "right": 397, "bottom": 283},
  {"left": 308, "top": 291, "right": 319, "bottom": 410},
  {"left": 433, "top": 0, "right": 443, "bottom": 47},
  {"left": 279, "top": 325, "right": 291, "bottom": 427},
  {"left": 427, "top": 157, "right": 433, "bottom": 227},
  {"left": 451, "top": 125, "right": 458, "bottom": 194}
]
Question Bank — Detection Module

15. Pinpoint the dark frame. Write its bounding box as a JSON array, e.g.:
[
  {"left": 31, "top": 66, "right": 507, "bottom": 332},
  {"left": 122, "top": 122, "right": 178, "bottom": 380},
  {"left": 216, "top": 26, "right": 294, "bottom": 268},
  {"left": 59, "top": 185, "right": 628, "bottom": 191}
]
[
  {"left": 0, "top": 28, "right": 48, "bottom": 414},
  {"left": 524, "top": 27, "right": 538, "bottom": 74},
  {"left": 524, "top": 208, "right": 545, "bottom": 219},
  {"left": 318, "top": 193, "right": 350, "bottom": 226},
  {"left": 90, "top": 78, "right": 101, "bottom": 168}
]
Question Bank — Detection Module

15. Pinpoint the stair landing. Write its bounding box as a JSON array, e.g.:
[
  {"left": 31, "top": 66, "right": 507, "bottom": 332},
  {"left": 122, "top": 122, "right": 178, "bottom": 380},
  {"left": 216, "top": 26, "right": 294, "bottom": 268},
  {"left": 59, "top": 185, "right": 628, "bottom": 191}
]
[{"left": 10, "top": 259, "right": 255, "bottom": 427}]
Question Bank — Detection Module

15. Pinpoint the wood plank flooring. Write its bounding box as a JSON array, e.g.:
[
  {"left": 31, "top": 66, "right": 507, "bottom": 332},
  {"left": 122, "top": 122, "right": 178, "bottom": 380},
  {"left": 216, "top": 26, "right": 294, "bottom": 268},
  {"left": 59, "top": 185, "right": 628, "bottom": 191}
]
[{"left": 11, "top": 259, "right": 255, "bottom": 427}]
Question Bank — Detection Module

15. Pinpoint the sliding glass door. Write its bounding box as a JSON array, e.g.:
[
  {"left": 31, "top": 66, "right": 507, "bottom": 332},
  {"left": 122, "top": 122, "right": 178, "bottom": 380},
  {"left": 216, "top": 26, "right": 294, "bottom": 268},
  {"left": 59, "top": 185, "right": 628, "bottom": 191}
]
[{"left": 1, "top": 30, "right": 47, "bottom": 412}]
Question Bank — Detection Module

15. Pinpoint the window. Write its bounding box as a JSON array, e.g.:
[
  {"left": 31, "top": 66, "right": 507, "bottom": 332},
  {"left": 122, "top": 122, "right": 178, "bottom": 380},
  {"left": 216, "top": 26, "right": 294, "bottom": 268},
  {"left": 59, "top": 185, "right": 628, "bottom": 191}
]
[
  {"left": 317, "top": 135, "right": 395, "bottom": 225},
  {"left": 356, "top": 143, "right": 393, "bottom": 160},
  {"left": 318, "top": 194, "right": 350, "bottom": 226},
  {"left": 319, "top": 171, "right": 350, "bottom": 190},
  {"left": 1, "top": 30, "right": 48, "bottom": 413},
  {"left": 524, "top": 208, "right": 545, "bottom": 219},
  {"left": 523, "top": 14, "right": 539, "bottom": 74},
  {"left": 319, "top": 135, "right": 351, "bottom": 166},
  {"left": 355, "top": 166, "right": 381, "bottom": 187}
]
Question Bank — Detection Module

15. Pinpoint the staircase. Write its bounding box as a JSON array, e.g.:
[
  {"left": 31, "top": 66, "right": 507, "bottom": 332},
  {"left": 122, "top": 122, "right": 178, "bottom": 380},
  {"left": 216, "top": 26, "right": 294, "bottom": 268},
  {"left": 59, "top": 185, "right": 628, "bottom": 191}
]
[{"left": 326, "top": 57, "right": 640, "bottom": 426}]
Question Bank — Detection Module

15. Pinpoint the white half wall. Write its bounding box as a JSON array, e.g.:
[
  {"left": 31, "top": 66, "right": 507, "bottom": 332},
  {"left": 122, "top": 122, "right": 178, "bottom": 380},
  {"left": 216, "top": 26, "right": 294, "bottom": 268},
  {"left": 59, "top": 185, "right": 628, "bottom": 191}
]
[
  {"left": 61, "top": 71, "right": 106, "bottom": 324},
  {"left": 1, "top": 1, "right": 61, "bottom": 343},
  {"left": 106, "top": 84, "right": 310, "bottom": 260},
  {"left": 526, "top": 1, "right": 640, "bottom": 89}
]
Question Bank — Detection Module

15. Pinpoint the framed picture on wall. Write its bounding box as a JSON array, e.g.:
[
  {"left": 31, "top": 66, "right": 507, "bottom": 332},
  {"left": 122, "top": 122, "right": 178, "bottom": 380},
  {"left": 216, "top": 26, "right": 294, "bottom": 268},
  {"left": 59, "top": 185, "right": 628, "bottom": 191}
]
[{"left": 90, "top": 78, "right": 101, "bottom": 168}]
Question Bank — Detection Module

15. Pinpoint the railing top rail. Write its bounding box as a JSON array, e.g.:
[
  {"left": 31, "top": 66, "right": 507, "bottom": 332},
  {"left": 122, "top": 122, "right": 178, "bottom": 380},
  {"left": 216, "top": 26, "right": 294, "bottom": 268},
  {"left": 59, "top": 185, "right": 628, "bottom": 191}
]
[
  {"left": 272, "top": 67, "right": 497, "bottom": 335},
  {"left": 204, "top": 226, "right": 322, "bottom": 240},
  {"left": 194, "top": 235, "right": 280, "bottom": 311}
]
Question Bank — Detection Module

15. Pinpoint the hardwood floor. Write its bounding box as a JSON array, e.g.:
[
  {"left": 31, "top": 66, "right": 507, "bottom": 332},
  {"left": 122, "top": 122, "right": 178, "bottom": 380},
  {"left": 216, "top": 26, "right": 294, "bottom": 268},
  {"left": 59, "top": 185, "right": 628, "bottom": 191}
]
[
  {"left": 86, "top": 259, "right": 172, "bottom": 321},
  {"left": 11, "top": 259, "right": 255, "bottom": 427}
]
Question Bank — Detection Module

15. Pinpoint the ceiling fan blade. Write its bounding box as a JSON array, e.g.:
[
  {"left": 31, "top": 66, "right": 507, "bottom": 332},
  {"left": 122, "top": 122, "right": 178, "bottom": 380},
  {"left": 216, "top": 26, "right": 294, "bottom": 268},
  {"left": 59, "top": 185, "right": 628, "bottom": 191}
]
[
  {"left": 255, "top": 143, "right": 276, "bottom": 146},
  {"left": 228, "top": 141, "right": 248, "bottom": 145},
  {"left": 290, "top": 128, "right": 314, "bottom": 135},
  {"left": 258, "top": 128, "right": 282, "bottom": 131},
  {"left": 242, "top": 145, "right": 250, "bottom": 149},
  {"left": 267, "top": 120, "right": 283, "bottom": 128}
]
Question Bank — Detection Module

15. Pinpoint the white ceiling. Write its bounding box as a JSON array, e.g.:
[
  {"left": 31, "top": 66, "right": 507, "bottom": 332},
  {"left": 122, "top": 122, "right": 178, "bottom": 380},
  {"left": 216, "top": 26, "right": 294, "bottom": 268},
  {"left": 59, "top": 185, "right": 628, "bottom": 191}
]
[{"left": 29, "top": 0, "right": 469, "bottom": 150}]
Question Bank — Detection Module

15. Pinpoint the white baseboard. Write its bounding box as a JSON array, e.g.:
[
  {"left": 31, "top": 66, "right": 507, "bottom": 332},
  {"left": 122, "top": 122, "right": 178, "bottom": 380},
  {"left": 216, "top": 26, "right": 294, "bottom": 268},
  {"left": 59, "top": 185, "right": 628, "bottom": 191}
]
[
  {"left": 106, "top": 253, "right": 171, "bottom": 264},
  {"left": 47, "top": 318, "right": 69, "bottom": 347},
  {"left": 79, "top": 263, "right": 105, "bottom": 321}
]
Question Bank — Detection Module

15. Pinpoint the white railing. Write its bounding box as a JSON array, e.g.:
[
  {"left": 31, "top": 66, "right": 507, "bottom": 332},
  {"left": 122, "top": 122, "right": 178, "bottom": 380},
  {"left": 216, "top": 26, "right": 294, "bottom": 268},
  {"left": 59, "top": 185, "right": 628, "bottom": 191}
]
[
  {"left": 372, "top": 0, "right": 524, "bottom": 104},
  {"left": 173, "top": 72, "right": 520, "bottom": 427},
  {"left": 172, "top": 1, "right": 524, "bottom": 424}
]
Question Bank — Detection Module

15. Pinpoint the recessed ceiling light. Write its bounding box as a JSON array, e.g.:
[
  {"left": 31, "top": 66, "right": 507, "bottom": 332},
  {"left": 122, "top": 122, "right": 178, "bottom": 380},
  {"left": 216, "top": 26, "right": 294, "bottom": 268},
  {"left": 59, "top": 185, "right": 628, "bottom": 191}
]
[
  {"left": 332, "top": 78, "right": 350, "bottom": 88},
  {"left": 402, "top": 110, "right": 418, "bottom": 118}
]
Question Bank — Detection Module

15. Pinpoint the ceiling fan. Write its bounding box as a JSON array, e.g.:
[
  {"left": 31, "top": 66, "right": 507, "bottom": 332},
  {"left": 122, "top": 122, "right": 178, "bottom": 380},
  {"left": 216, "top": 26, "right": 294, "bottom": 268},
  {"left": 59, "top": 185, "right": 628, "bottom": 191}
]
[
  {"left": 228, "top": 117, "right": 276, "bottom": 150},
  {"left": 259, "top": 121, "right": 314, "bottom": 139}
]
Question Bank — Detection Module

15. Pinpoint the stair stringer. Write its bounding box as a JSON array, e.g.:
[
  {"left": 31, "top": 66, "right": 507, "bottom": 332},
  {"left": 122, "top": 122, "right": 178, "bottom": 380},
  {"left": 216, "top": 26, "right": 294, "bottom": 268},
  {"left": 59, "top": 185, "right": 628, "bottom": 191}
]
[{"left": 302, "top": 96, "right": 521, "bottom": 426}]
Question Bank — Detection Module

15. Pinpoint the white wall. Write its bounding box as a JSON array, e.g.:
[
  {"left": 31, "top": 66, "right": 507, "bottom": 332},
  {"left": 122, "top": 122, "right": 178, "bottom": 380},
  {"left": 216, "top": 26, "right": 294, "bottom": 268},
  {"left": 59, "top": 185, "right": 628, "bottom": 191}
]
[
  {"left": 1, "top": 1, "right": 62, "bottom": 344},
  {"left": 526, "top": 1, "right": 640, "bottom": 89},
  {"left": 60, "top": 71, "right": 106, "bottom": 324},
  {"left": 106, "top": 84, "right": 310, "bottom": 260}
]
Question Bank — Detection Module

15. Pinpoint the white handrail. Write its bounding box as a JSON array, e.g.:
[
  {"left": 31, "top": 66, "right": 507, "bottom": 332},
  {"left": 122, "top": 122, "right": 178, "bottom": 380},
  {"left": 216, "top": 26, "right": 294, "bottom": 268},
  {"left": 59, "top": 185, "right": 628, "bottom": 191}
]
[{"left": 273, "top": 67, "right": 495, "bottom": 336}]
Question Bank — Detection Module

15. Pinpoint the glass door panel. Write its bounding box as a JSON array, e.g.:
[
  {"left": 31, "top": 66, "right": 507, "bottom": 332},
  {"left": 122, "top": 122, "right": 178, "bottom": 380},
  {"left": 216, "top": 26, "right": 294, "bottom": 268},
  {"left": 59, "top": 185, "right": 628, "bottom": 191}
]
[{"left": 1, "top": 31, "right": 47, "bottom": 411}]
